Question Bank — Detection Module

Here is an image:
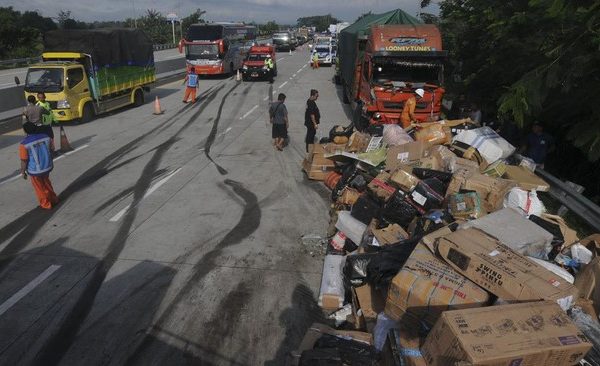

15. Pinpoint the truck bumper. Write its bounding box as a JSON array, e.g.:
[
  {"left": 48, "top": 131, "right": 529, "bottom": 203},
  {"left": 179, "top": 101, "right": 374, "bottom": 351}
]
[{"left": 54, "top": 109, "right": 78, "bottom": 122}]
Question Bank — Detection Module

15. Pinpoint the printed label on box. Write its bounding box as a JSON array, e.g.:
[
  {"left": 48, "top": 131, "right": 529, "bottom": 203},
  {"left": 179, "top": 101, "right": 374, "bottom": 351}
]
[
  {"left": 412, "top": 191, "right": 427, "bottom": 206},
  {"left": 397, "top": 152, "right": 410, "bottom": 162}
]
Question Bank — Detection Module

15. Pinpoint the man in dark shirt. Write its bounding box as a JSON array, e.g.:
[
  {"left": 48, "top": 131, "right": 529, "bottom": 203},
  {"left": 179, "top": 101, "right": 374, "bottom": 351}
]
[
  {"left": 304, "top": 89, "right": 320, "bottom": 152},
  {"left": 523, "top": 122, "right": 554, "bottom": 169},
  {"left": 269, "top": 93, "right": 288, "bottom": 151}
]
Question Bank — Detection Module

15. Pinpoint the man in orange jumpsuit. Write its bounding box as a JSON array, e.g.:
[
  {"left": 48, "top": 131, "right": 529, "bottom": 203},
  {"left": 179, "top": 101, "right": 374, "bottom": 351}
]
[
  {"left": 182, "top": 68, "right": 199, "bottom": 103},
  {"left": 400, "top": 88, "right": 425, "bottom": 128},
  {"left": 19, "top": 122, "right": 58, "bottom": 209}
]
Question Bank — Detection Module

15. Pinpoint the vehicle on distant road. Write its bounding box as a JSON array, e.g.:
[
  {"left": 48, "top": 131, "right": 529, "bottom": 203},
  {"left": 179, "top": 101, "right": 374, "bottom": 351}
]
[
  {"left": 272, "top": 32, "right": 296, "bottom": 51},
  {"left": 22, "top": 29, "right": 155, "bottom": 123},
  {"left": 241, "top": 45, "right": 277, "bottom": 81},
  {"left": 179, "top": 23, "right": 257, "bottom": 76}
]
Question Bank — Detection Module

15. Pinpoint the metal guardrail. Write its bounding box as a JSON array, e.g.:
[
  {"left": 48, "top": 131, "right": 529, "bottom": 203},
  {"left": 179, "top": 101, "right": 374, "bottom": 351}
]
[
  {"left": 536, "top": 168, "right": 600, "bottom": 232},
  {"left": 153, "top": 43, "right": 177, "bottom": 51}
]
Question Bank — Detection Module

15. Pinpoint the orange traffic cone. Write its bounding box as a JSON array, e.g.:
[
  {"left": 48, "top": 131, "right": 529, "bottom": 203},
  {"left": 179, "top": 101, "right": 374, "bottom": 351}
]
[
  {"left": 153, "top": 96, "right": 164, "bottom": 115},
  {"left": 59, "top": 126, "right": 73, "bottom": 152}
]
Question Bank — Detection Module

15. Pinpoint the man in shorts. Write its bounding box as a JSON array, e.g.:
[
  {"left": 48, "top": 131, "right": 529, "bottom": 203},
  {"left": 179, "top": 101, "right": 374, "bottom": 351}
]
[{"left": 269, "top": 93, "right": 288, "bottom": 151}]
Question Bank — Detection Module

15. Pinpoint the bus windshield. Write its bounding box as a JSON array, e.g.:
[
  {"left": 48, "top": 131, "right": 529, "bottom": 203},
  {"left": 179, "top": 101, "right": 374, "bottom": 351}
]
[
  {"left": 187, "top": 44, "right": 220, "bottom": 60},
  {"left": 25, "top": 68, "right": 64, "bottom": 93}
]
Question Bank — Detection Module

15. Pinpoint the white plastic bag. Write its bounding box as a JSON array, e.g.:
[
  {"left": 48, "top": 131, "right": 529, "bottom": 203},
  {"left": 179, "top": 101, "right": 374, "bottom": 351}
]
[
  {"left": 453, "top": 126, "right": 515, "bottom": 164},
  {"left": 571, "top": 243, "right": 593, "bottom": 265},
  {"left": 383, "top": 124, "right": 413, "bottom": 146},
  {"left": 503, "top": 188, "right": 546, "bottom": 217},
  {"left": 318, "top": 255, "right": 346, "bottom": 309},
  {"left": 335, "top": 211, "right": 367, "bottom": 244}
]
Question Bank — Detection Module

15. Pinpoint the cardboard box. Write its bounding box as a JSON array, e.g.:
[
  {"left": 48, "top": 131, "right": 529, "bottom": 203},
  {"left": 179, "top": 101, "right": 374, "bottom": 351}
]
[
  {"left": 347, "top": 132, "right": 372, "bottom": 153},
  {"left": 308, "top": 143, "right": 347, "bottom": 156},
  {"left": 351, "top": 283, "right": 385, "bottom": 331},
  {"left": 483, "top": 160, "right": 507, "bottom": 177},
  {"left": 373, "top": 224, "right": 409, "bottom": 246},
  {"left": 384, "top": 244, "right": 489, "bottom": 326},
  {"left": 415, "top": 124, "right": 452, "bottom": 145},
  {"left": 575, "top": 256, "right": 600, "bottom": 316},
  {"left": 380, "top": 323, "right": 427, "bottom": 366},
  {"left": 338, "top": 187, "right": 361, "bottom": 205},
  {"left": 422, "top": 301, "right": 592, "bottom": 366},
  {"left": 368, "top": 172, "right": 397, "bottom": 202},
  {"left": 436, "top": 228, "right": 579, "bottom": 309},
  {"left": 386, "top": 142, "right": 428, "bottom": 171},
  {"left": 504, "top": 165, "right": 550, "bottom": 192},
  {"left": 292, "top": 323, "right": 374, "bottom": 361},
  {"left": 302, "top": 158, "right": 335, "bottom": 181},
  {"left": 448, "top": 192, "right": 484, "bottom": 219},
  {"left": 390, "top": 169, "right": 420, "bottom": 192}
]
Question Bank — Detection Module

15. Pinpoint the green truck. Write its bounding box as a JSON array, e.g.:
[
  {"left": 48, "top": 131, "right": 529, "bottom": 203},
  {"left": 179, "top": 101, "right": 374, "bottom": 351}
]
[{"left": 23, "top": 29, "right": 155, "bottom": 123}]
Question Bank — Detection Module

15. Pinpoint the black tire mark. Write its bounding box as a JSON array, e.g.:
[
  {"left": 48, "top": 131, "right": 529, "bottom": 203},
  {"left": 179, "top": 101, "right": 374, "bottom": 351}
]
[
  {"left": 30, "top": 85, "right": 225, "bottom": 366},
  {"left": 204, "top": 83, "right": 242, "bottom": 175},
  {"left": 125, "top": 179, "right": 260, "bottom": 364}
]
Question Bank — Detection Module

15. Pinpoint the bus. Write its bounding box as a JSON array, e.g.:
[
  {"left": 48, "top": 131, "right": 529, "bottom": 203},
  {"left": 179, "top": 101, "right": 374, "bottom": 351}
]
[{"left": 179, "top": 23, "right": 257, "bottom": 76}]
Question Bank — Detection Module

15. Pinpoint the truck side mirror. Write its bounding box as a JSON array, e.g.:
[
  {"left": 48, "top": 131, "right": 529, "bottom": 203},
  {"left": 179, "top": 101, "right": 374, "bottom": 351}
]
[{"left": 14, "top": 76, "right": 20, "bottom": 85}]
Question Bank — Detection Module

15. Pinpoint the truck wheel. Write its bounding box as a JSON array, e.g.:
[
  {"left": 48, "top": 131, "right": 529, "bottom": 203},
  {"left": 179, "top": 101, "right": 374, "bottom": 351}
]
[
  {"left": 342, "top": 85, "right": 350, "bottom": 104},
  {"left": 133, "top": 89, "right": 144, "bottom": 107},
  {"left": 274, "top": 67, "right": 278, "bottom": 77},
  {"left": 80, "top": 103, "right": 95, "bottom": 124},
  {"left": 230, "top": 63, "right": 235, "bottom": 76}
]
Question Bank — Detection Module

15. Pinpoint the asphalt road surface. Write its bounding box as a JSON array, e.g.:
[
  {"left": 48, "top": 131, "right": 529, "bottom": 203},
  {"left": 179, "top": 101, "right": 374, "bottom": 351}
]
[
  {"left": 0, "top": 48, "right": 184, "bottom": 90},
  {"left": 0, "top": 45, "right": 349, "bottom": 365}
]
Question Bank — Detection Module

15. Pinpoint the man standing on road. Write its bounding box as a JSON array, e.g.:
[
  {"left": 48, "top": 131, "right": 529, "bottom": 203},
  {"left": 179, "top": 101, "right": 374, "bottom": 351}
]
[
  {"left": 269, "top": 93, "right": 288, "bottom": 151},
  {"left": 264, "top": 54, "right": 274, "bottom": 83},
  {"left": 400, "top": 88, "right": 424, "bottom": 128},
  {"left": 36, "top": 92, "right": 56, "bottom": 141},
  {"left": 182, "top": 68, "right": 199, "bottom": 104},
  {"left": 22, "top": 95, "right": 49, "bottom": 126},
  {"left": 304, "top": 89, "right": 320, "bottom": 152},
  {"left": 19, "top": 122, "right": 58, "bottom": 209},
  {"left": 311, "top": 52, "right": 319, "bottom": 69}
]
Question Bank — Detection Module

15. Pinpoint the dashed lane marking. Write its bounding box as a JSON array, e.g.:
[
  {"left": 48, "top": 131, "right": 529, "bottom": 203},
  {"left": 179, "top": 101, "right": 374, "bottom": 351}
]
[
  {"left": 240, "top": 105, "right": 259, "bottom": 119},
  {"left": 64, "top": 144, "right": 89, "bottom": 156},
  {"left": 109, "top": 167, "right": 182, "bottom": 222},
  {"left": 278, "top": 81, "right": 288, "bottom": 89},
  {"left": 0, "top": 265, "right": 61, "bottom": 316}
]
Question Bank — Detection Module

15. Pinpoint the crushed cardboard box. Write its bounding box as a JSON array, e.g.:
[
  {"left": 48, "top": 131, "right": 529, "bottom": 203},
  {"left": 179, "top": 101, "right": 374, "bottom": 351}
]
[
  {"left": 385, "top": 243, "right": 490, "bottom": 326},
  {"left": 436, "top": 228, "right": 578, "bottom": 310},
  {"left": 422, "top": 301, "right": 592, "bottom": 366},
  {"left": 373, "top": 224, "right": 409, "bottom": 246},
  {"left": 351, "top": 283, "right": 386, "bottom": 331},
  {"left": 504, "top": 165, "right": 550, "bottom": 192},
  {"left": 386, "top": 142, "right": 429, "bottom": 171},
  {"left": 368, "top": 172, "right": 397, "bottom": 202}
]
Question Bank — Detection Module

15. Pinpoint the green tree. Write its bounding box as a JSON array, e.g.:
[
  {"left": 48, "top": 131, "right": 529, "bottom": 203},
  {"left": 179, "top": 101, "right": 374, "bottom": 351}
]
[
  {"left": 297, "top": 14, "right": 340, "bottom": 32},
  {"left": 181, "top": 9, "right": 206, "bottom": 37},
  {"left": 260, "top": 21, "right": 279, "bottom": 35},
  {"left": 138, "top": 9, "right": 170, "bottom": 44},
  {"left": 0, "top": 7, "right": 48, "bottom": 60},
  {"left": 434, "top": 0, "right": 600, "bottom": 161}
]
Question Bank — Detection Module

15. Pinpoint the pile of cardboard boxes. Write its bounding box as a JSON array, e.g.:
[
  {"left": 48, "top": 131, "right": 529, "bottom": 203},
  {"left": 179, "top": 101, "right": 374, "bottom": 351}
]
[{"left": 296, "top": 121, "right": 599, "bottom": 366}]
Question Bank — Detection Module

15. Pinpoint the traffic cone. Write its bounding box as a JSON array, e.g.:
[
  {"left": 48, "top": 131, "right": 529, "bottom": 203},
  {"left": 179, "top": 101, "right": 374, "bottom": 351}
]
[
  {"left": 289, "top": 49, "right": 292, "bottom": 55},
  {"left": 59, "top": 126, "right": 73, "bottom": 152},
  {"left": 153, "top": 96, "right": 164, "bottom": 115},
  {"left": 236, "top": 69, "right": 241, "bottom": 82}
]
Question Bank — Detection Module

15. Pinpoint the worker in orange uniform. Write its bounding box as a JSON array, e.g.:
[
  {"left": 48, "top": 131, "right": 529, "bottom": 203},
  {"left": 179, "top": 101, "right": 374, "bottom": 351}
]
[
  {"left": 182, "top": 68, "right": 199, "bottom": 103},
  {"left": 19, "top": 122, "right": 58, "bottom": 209},
  {"left": 400, "top": 88, "right": 425, "bottom": 128}
]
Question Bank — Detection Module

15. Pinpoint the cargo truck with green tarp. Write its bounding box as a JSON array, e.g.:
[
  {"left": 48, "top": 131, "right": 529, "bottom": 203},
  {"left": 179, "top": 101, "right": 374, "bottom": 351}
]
[
  {"left": 22, "top": 29, "right": 156, "bottom": 123},
  {"left": 336, "top": 9, "right": 447, "bottom": 130}
]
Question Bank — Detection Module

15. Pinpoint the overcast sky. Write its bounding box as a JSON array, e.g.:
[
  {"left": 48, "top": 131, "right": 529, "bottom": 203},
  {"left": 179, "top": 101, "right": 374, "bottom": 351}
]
[{"left": 5, "top": 0, "right": 439, "bottom": 25}]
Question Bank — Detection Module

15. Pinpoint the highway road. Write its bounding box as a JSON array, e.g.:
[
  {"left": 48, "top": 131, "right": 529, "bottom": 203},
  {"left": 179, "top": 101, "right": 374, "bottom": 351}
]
[
  {"left": 0, "top": 48, "right": 184, "bottom": 90},
  {"left": 0, "top": 44, "right": 345, "bottom": 365}
]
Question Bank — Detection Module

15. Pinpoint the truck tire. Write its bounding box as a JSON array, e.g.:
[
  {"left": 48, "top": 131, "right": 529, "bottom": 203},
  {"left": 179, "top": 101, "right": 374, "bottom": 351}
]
[
  {"left": 80, "top": 103, "right": 95, "bottom": 124},
  {"left": 342, "top": 85, "right": 350, "bottom": 104},
  {"left": 274, "top": 67, "right": 278, "bottom": 77},
  {"left": 230, "top": 63, "right": 235, "bottom": 76},
  {"left": 133, "top": 89, "right": 144, "bottom": 107}
]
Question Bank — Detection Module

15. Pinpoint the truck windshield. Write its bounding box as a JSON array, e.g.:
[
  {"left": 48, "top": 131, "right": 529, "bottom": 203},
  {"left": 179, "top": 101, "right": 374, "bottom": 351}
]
[
  {"left": 372, "top": 59, "right": 442, "bottom": 86},
  {"left": 273, "top": 33, "right": 289, "bottom": 40},
  {"left": 25, "top": 68, "right": 64, "bottom": 93},
  {"left": 187, "top": 44, "right": 219, "bottom": 60},
  {"left": 247, "top": 54, "right": 268, "bottom": 61}
]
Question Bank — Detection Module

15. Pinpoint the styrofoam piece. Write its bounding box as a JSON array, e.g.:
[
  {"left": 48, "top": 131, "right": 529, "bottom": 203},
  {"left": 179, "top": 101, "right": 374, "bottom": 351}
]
[
  {"left": 460, "top": 207, "right": 554, "bottom": 259},
  {"left": 571, "top": 243, "right": 593, "bottom": 265},
  {"left": 335, "top": 210, "right": 367, "bottom": 245},
  {"left": 453, "top": 126, "right": 515, "bottom": 164},
  {"left": 527, "top": 256, "right": 575, "bottom": 284},
  {"left": 318, "top": 254, "right": 346, "bottom": 309}
]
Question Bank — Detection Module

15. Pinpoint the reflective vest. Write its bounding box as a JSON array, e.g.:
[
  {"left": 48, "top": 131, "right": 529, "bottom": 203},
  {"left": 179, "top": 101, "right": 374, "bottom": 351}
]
[
  {"left": 187, "top": 74, "right": 198, "bottom": 88},
  {"left": 22, "top": 134, "right": 53, "bottom": 176},
  {"left": 36, "top": 101, "right": 55, "bottom": 125},
  {"left": 264, "top": 58, "right": 274, "bottom": 69}
]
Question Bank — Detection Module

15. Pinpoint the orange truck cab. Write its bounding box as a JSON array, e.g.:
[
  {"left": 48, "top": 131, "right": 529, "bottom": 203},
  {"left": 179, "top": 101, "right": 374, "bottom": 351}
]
[
  {"left": 241, "top": 45, "right": 277, "bottom": 81},
  {"left": 351, "top": 24, "right": 447, "bottom": 129}
]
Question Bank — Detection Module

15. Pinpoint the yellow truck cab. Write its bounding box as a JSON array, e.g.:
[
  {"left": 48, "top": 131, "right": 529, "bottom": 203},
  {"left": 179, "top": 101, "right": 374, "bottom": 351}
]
[{"left": 24, "top": 29, "right": 155, "bottom": 123}]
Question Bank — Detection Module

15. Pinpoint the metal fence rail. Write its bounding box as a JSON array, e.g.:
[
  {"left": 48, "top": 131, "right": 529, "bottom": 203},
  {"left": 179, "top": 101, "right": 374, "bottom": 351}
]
[{"left": 536, "top": 168, "right": 600, "bottom": 232}]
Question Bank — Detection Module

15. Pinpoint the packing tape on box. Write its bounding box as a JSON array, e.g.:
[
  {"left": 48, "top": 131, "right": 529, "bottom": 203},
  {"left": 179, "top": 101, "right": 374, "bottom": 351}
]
[{"left": 400, "top": 348, "right": 423, "bottom": 358}]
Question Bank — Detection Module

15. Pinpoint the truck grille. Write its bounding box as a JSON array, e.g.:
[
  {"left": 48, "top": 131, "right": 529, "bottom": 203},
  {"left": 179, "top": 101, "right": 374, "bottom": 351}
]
[
  {"left": 383, "top": 102, "right": 404, "bottom": 109},
  {"left": 48, "top": 101, "right": 58, "bottom": 109}
]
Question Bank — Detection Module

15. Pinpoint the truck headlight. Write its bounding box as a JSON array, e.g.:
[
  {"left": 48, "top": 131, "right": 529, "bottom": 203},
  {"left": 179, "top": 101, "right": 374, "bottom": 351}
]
[
  {"left": 57, "top": 100, "right": 70, "bottom": 109},
  {"left": 373, "top": 112, "right": 382, "bottom": 120},
  {"left": 243, "top": 65, "right": 248, "bottom": 70},
  {"left": 262, "top": 66, "right": 268, "bottom": 70}
]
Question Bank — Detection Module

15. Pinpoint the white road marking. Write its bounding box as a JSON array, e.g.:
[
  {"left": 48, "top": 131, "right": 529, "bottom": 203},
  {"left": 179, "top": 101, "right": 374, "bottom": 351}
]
[
  {"left": 0, "top": 144, "right": 89, "bottom": 185},
  {"left": 278, "top": 81, "right": 288, "bottom": 89},
  {"left": 64, "top": 144, "right": 89, "bottom": 156},
  {"left": 292, "top": 74, "right": 297, "bottom": 77},
  {"left": 302, "top": 64, "right": 307, "bottom": 69},
  {"left": 0, "top": 83, "right": 16, "bottom": 88},
  {"left": 109, "top": 168, "right": 182, "bottom": 222},
  {"left": 277, "top": 57, "right": 286, "bottom": 62},
  {"left": 220, "top": 127, "right": 232, "bottom": 135},
  {"left": 296, "top": 68, "right": 303, "bottom": 73},
  {"left": 0, "top": 265, "right": 61, "bottom": 316},
  {"left": 263, "top": 96, "right": 269, "bottom": 101},
  {"left": 240, "top": 105, "right": 259, "bottom": 119}
]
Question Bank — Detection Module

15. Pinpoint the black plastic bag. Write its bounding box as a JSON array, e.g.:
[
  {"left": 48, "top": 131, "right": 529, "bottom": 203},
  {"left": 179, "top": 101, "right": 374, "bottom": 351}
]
[
  {"left": 349, "top": 175, "right": 368, "bottom": 191},
  {"left": 406, "top": 178, "right": 445, "bottom": 213},
  {"left": 409, "top": 210, "right": 454, "bottom": 238},
  {"left": 382, "top": 191, "right": 419, "bottom": 228},
  {"left": 529, "top": 215, "right": 565, "bottom": 260},
  {"left": 343, "top": 253, "right": 377, "bottom": 289},
  {"left": 313, "top": 334, "right": 379, "bottom": 365},
  {"left": 332, "top": 164, "right": 359, "bottom": 202},
  {"left": 366, "top": 237, "right": 421, "bottom": 290},
  {"left": 412, "top": 168, "right": 453, "bottom": 185},
  {"left": 351, "top": 194, "right": 382, "bottom": 225},
  {"left": 366, "top": 124, "right": 384, "bottom": 136},
  {"left": 300, "top": 348, "right": 342, "bottom": 365}
]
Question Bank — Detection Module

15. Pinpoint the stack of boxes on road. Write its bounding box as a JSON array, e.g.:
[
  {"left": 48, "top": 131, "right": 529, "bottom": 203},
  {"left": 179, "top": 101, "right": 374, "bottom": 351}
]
[{"left": 296, "top": 119, "right": 600, "bottom": 365}]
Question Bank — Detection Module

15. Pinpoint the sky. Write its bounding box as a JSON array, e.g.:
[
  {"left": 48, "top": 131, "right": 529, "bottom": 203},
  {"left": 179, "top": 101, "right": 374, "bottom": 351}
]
[{"left": 4, "top": 0, "right": 439, "bottom": 25}]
